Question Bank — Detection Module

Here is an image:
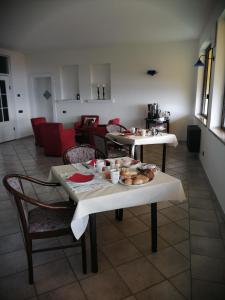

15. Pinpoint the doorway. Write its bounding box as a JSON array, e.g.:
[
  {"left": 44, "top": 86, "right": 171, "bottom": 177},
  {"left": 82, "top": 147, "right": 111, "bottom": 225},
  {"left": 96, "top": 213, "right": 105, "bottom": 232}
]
[
  {"left": 0, "top": 76, "right": 15, "bottom": 143},
  {"left": 33, "top": 76, "right": 54, "bottom": 121}
]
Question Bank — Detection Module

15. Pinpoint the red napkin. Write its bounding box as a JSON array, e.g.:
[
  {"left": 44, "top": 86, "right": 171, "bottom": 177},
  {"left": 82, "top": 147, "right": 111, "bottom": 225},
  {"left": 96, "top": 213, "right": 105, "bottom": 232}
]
[
  {"left": 88, "top": 159, "right": 96, "bottom": 166},
  {"left": 67, "top": 173, "right": 94, "bottom": 183}
]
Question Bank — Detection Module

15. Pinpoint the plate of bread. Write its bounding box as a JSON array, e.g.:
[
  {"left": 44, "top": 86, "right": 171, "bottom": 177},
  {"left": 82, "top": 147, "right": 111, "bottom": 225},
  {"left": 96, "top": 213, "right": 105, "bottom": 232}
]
[{"left": 120, "top": 167, "right": 155, "bottom": 187}]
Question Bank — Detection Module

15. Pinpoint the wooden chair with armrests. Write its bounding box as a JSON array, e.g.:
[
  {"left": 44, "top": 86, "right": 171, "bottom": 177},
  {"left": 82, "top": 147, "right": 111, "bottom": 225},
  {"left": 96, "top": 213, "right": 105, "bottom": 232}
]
[
  {"left": 93, "top": 134, "right": 130, "bottom": 158},
  {"left": 2, "top": 174, "right": 87, "bottom": 284}
]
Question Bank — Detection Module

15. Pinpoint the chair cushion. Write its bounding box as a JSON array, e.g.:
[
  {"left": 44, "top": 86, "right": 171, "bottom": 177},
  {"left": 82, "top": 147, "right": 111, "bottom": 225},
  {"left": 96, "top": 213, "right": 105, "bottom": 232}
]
[
  {"left": 65, "top": 147, "right": 95, "bottom": 164},
  {"left": 28, "top": 202, "right": 75, "bottom": 234}
]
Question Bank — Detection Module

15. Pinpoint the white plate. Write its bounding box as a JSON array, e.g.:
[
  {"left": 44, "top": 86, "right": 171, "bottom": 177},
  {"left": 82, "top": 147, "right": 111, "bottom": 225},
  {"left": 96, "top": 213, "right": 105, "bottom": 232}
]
[{"left": 119, "top": 178, "right": 153, "bottom": 188}]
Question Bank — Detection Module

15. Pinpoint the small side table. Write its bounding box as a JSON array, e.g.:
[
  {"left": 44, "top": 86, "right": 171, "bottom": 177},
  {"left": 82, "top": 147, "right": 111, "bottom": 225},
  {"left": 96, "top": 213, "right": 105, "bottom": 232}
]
[{"left": 145, "top": 118, "right": 170, "bottom": 133}]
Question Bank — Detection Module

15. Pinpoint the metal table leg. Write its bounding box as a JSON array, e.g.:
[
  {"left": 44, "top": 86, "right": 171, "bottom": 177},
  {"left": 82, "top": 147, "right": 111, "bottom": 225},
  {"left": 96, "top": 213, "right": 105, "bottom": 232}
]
[
  {"left": 115, "top": 209, "right": 123, "bottom": 221},
  {"left": 89, "top": 214, "right": 98, "bottom": 272},
  {"left": 162, "top": 143, "right": 167, "bottom": 173},
  {"left": 151, "top": 203, "right": 157, "bottom": 252},
  {"left": 131, "top": 145, "right": 135, "bottom": 159},
  {"left": 140, "top": 145, "right": 144, "bottom": 162}
]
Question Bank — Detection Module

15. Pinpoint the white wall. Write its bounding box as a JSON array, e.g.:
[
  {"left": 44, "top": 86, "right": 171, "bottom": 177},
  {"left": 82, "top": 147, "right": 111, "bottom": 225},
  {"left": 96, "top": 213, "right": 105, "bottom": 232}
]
[
  {"left": 26, "top": 40, "right": 198, "bottom": 140},
  {"left": 0, "top": 48, "right": 32, "bottom": 138},
  {"left": 194, "top": 0, "right": 225, "bottom": 212}
]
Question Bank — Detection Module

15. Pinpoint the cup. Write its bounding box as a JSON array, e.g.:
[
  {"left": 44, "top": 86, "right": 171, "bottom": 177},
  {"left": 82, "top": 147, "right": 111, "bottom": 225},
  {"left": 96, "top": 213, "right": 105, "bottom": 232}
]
[
  {"left": 96, "top": 160, "right": 105, "bottom": 173},
  {"left": 110, "top": 169, "right": 120, "bottom": 184},
  {"left": 141, "top": 129, "right": 146, "bottom": 136},
  {"left": 130, "top": 127, "right": 136, "bottom": 134}
]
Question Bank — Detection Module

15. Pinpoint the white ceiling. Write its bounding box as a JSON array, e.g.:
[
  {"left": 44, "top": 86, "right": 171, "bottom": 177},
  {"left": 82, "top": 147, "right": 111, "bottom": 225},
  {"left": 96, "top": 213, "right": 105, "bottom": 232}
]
[{"left": 0, "top": 0, "right": 216, "bottom": 52}]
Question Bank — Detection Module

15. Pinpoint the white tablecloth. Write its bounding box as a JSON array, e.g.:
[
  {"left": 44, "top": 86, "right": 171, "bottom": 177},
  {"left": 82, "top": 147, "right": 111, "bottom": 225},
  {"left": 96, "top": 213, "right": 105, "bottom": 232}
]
[
  {"left": 106, "top": 132, "right": 178, "bottom": 146},
  {"left": 49, "top": 161, "right": 185, "bottom": 239}
]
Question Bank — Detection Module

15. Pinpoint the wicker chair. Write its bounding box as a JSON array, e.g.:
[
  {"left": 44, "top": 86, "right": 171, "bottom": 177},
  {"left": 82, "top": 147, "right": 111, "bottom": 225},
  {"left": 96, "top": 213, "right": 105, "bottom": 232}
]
[
  {"left": 2, "top": 174, "right": 87, "bottom": 284},
  {"left": 63, "top": 145, "right": 105, "bottom": 164}
]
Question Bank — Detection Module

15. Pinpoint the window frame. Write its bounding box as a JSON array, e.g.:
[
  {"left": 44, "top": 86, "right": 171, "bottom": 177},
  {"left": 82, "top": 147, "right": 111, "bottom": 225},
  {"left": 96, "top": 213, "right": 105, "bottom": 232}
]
[
  {"left": 200, "top": 45, "right": 213, "bottom": 118},
  {"left": 221, "top": 85, "right": 225, "bottom": 130}
]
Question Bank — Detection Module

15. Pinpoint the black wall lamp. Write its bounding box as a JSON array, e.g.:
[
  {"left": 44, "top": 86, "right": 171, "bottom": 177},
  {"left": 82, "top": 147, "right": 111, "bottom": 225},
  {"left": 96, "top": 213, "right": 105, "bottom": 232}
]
[
  {"left": 194, "top": 48, "right": 215, "bottom": 67},
  {"left": 147, "top": 69, "right": 157, "bottom": 76}
]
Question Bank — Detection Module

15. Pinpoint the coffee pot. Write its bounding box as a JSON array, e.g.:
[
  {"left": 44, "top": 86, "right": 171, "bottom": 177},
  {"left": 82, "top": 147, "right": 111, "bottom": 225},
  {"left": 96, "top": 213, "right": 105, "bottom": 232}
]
[{"left": 148, "top": 103, "right": 159, "bottom": 119}]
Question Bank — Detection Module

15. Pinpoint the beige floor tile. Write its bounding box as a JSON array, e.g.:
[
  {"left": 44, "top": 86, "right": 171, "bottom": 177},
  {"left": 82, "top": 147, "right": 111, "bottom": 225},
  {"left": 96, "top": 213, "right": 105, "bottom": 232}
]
[
  {"left": 39, "top": 282, "right": 86, "bottom": 300},
  {"left": 147, "top": 247, "right": 190, "bottom": 278},
  {"left": 191, "top": 254, "right": 225, "bottom": 282},
  {"left": 175, "top": 218, "right": 190, "bottom": 232},
  {"left": 136, "top": 280, "right": 185, "bottom": 300},
  {"left": 80, "top": 269, "right": 130, "bottom": 300},
  {"left": 129, "top": 205, "right": 150, "bottom": 216},
  {"left": 158, "top": 223, "right": 189, "bottom": 245},
  {"left": 170, "top": 270, "right": 191, "bottom": 299},
  {"left": 117, "top": 257, "right": 163, "bottom": 293},
  {"left": 190, "top": 220, "right": 220, "bottom": 238},
  {"left": 0, "top": 271, "right": 36, "bottom": 300},
  {"left": 160, "top": 206, "right": 188, "bottom": 221},
  {"left": 174, "top": 240, "right": 190, "bottom": 259},
  {"left": 192, "top": 279, "right": 225, "bottom": 300},
  {"left": 34, "top": 259, "right": 76, "bottom": 294},
  {"left": 0, "top": 249, "right": 27, "bottom": 277},
  {"left": 102, "top": 239, "right": 142, "bottom": 266},
  {"left": 114, "top": 216, "right": 148, "bottom": 237},
  {"left": 191, "top": 236, "right": 225, "bottom": 258},
  {"left": 190, "top": 207, "right": 218, "bottom": 222},
  {"left": 138, "top": 212, "right": 172, "bottom": 227},
  {"left": 69, "top": 251, "right": 112, "bottom": 280},
  {"left": 129, "top": 231, "right": 169, "bottom": 255},
  {"left": 97, "top": 223, "right": 124, "bottom": 246}
]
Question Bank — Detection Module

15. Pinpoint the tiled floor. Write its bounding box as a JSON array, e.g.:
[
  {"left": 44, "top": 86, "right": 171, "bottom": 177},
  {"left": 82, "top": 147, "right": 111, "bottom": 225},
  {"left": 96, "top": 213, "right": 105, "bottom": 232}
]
[{"left": 0, "top": 137, "right": 225, "bottom": 300}]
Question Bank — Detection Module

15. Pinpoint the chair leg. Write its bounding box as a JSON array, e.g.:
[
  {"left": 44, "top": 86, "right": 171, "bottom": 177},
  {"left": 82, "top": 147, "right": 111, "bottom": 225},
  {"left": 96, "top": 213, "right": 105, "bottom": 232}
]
[
  {"left": 81, "top": 234, "right": 87, "bottom": 274},
  {"left": 26, "top": 240, "right": 34, "bottom": 284}
]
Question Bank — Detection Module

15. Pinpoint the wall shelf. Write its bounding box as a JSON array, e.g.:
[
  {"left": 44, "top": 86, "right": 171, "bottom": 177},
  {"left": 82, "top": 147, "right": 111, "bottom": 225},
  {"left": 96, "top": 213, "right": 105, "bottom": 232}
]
[
  {"left": 56, "top": 99, "right": 82, "bottom": 103},
  {"left": 83, "top": 99, "right": 115, "bottom": 103},
  {"left": 60, "top": 65, "right": 80, "bottom": 100}
]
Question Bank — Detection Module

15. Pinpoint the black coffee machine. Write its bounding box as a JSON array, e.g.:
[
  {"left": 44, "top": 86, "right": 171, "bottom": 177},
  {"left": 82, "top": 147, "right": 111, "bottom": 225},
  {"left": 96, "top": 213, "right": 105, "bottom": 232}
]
[{"left": 148, "top": 103, "right": 159, "bottom": 119}]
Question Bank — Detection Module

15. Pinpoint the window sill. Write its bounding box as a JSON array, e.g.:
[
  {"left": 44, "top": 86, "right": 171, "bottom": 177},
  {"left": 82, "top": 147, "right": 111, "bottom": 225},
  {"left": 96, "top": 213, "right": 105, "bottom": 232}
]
[
  {"left": 209, "top": 127, "right": 225, "bottom": 146},
  {"left": 195, "top": 114, "right": 207, "bottom": 126}
]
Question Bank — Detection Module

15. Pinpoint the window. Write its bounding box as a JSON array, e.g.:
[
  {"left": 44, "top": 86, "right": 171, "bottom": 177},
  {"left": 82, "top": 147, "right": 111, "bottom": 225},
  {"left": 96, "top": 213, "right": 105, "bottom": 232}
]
[
  {"left": 221, "top": 87, "right": 225, "bottom": 129},
  {"left": 201, "top": 45, "right": 213, "bottom": 118},
  {"left": 0, "top": 56, "right": 9, "bottom": 74},
  {"left": 0, "top": 80, "right": 9, "bottom": 122}
]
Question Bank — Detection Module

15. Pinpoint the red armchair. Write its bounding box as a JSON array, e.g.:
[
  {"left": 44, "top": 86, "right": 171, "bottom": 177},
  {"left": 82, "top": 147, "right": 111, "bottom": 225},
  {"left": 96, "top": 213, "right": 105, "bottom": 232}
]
[
  {"left": 30, "top": 117, "right": 47, "bottom": 146},
  {"left": 41, "top": 123, "right": 75, "bottom": 156},
  {"left": 74, "top": 115, "right": 99, "bottom": 130},
  {"left": 74, "top": 115, "right": 99, "bottom": 144},
  {"left": 108, "top": 118, "right": 120, "bottom": 125}
]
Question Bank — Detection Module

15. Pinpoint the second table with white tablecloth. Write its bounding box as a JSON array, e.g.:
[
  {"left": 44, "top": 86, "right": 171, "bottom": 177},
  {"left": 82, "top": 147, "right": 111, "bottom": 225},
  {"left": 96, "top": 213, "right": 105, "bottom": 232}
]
[
  {"left": 106, "top": 132, "right": 178, "bottom": 171},
  {"left": 49, "top": 157, "right": 185, "bottom": 272}
]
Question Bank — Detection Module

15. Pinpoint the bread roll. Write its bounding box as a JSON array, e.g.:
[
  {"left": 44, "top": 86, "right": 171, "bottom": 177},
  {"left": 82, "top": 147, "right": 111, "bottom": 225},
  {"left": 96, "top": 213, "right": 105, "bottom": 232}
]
[
  {"left": 136, "top": 174, "right": 149, "bottom": 183},
  {"left": 124, "top": 178, "right": 133, "bottom": 185},
  {"left": 132, "top": 178, "right": 144, "bottom": 185},
  {"left": 120, "top": 169, "right": 138, "bottom": 178},
  {"left": 143, "top": 169, "right": 154, "bottom": 180}
]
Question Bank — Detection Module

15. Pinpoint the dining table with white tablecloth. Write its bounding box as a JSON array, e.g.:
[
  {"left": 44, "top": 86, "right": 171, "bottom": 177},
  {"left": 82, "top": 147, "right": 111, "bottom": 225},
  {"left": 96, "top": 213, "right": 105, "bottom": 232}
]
[
  {"left": 49, "top": 157, "right": 185, "bottom": 272},
  {"left": 106, "top": 132, "right": 178, "bottom": 171}
]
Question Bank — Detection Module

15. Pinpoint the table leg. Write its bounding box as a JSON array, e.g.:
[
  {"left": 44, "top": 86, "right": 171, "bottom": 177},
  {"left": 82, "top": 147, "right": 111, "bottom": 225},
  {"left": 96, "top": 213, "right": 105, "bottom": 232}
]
[
  {"left": 151, "top": 203, "right": 157, "bottom": 252},
  {"left": 140, "top": 145, "right": 143, "bottom": 162},
  {"left": 131, "top": 145, "right": 135, "bottom": 159},
  {"left": 89, "top": 214, "right": 98, "bottom": 272},
  {"left": 115, "top": 209, "right": 123, "bottom": 221},
  {"left": 162, "top": 144, "right": 167, "bottom": 173}
]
